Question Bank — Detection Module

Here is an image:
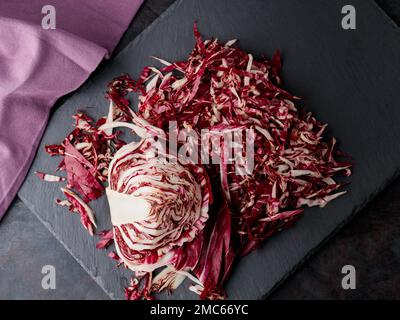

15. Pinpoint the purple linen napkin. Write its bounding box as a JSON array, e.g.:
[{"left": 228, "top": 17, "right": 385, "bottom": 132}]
[{"left": 0, "top": 0, "right": 143, "bottom": 219}]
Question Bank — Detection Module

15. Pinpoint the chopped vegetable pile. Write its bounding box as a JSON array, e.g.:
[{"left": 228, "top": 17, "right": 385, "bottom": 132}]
[{"left": 37, "top": 24, "right": 351, "bottom": 300}]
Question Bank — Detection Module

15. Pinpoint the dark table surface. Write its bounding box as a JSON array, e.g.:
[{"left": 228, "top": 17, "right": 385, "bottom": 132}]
[
  {"left": 0, "top": 0, "right": 399, "bottom": 299},
  {"left": 273, "top": 0, "right": 400, "bottom": 299}
]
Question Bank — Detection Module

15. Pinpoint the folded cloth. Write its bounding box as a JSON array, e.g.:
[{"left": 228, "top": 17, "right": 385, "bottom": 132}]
[{"left": 0, "top": 0, "right": 143, "bottom": 219}]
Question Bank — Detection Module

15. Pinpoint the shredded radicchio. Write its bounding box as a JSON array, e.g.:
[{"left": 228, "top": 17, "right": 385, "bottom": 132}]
[
  {"left": 41, "top": 112, "right": 125, "bottom": 235},
  {"left": 106, "top": 135, "right": 211, "bottom": 274},
  {"left": 37, "top": 24, "right": 351, "bottom": 300},
  {"left": 96, "top": 230, "right": 114, "bottom": 249}
]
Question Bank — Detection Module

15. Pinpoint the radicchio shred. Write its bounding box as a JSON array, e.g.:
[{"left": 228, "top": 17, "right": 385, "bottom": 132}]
[{"left": 37, "top": 24, "right": 352, "bottom": 300}]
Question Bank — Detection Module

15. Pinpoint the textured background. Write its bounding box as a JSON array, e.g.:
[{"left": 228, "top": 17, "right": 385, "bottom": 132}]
[
  {"left": 272, "top": 0, "right": 400, "bottom": 299},
  {"left": 0, "top": 0, "right": 399, "bottom": 300}
]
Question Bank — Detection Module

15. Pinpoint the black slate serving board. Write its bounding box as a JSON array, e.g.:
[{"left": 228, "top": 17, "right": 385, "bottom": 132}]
[{"left": 19, "top": 0, "right": 400, "bottom": 299}]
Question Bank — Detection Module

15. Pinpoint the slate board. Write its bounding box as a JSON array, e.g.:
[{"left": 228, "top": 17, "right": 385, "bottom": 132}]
[
  {"left": 19, "top": 0, "right": 400, "bottom": 299},
  {"left": 0, "top": 199, "right": 108, "bottom": 299}
]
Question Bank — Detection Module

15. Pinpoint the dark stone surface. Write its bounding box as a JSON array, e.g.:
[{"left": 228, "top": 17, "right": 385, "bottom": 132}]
[
  {"left": 270, "top": 0, "right": 400, "bottom": 300},
  {"left": 112, "top": 0, "right": 177, "bottom": 57},
  {"left": 1, "top": 0, "right": 400, "bottom": 300},
  {"left": 271, "top": 178, "right": 400, "bottom": 299},
  {"left": 376, "top": 0, "right": 400, "bottom": 25},
  {"left": 0, "top": 200, "right": 108, "bottom": 300},
  {"left": 16, "top": 0, "right": 400, "bottom": 300}
]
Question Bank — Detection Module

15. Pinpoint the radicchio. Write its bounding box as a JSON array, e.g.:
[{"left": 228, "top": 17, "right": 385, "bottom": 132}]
[
  {"left": 39, "top": 112, "right": 125, "bottom": 235},
  {"left": 37, "top": 24, "right": 352, "bottom": 300},
  {"left": 102, "top": 24, "right": 351, "bottom": 299},
  {"left": 101, "top": 119, "right": 211, "bottom": 273}
]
